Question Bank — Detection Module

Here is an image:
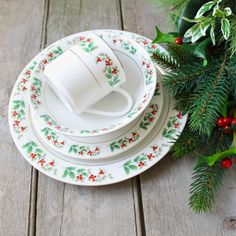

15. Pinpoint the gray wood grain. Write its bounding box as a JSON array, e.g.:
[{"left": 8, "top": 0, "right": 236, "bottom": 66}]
[
  {"left": 0, "top": 0, "right": 44, "bottom": 235},
  {"left": 36, "top": 1, "right": 139, "bottom": 236},
  {"left": 121, "top": 1, "right": 236, "bottom": 235}
]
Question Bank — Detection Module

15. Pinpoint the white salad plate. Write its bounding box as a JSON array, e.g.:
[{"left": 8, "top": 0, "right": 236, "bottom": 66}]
[
  {"left": 9, "top": 30, "right": 187, "bottom": 186},
  {"left": 28, "top": 32, "right": 158, "bottom": 139}
]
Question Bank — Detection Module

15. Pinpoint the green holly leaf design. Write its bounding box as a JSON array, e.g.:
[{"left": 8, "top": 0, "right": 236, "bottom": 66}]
[
  {"left": 22, "top": 142, "right": 30, "bottom": 148},
  {"left": 69, "top": 171, "right": 75, "bottom": 179},
  {"left": 124, "top": 166, "right": 130, "bottom": 175},
  {"left": 63, "top": 170, "right": 68, "bottom": 178}
]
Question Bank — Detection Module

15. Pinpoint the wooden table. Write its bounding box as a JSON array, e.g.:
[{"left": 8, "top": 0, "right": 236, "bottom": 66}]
[{"left": 1, "top": 1, "right": 236, "bottom": 235}]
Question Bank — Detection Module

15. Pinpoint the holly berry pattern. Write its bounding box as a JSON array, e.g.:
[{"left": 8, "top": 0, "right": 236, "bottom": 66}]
[
  {"left": 162, "top": 113, "right": 183, "bottom": 139},
  {"left": 30, "top": 77, "right": 42, "bottom": 108},
  {"left": 96, "top": 53, "right": 120, "bottom": 86},
  {"left": 123, "top": 145, "right": 162, "bottom": 174},
  {"left": 22, "top": 141, "right": 57, "bottom": 173},
  {"left": 142, "top": 59, "right": 154, "bottom": 85},
  {"left": 135, "top": 37, "right": 159, "bottom": 54},
  {"left": 139, "top": 104, "right": 158, "bottom": 130},
  {"left": 41, "top": 127, "right": 65, "bottom": 148},
  {"left": 40, "top": 114, "right": 69, "bottom": 132},
  {"left": 68, "top": 144, "right": 100, "bottom": 157},
  {"left": 109, "top": 132, "right": 140, "bottom": 152},
  {"left": 11, "top": 100, "right": 26, "bottom": 136},
  {"left": 76, "top": 36, "right": 99, "bottom": 53},
  {"left": 30, "top": 47, "right": 63, "bottom": 109},
  {"left": 17, "top": 61, "right": 37, "bottom": 92},
  {"left": 112, "top": 35, "right": 137, "bottom": 54},
  {"left": 63, "top": 167, "right": 113, "bottom": 182}
]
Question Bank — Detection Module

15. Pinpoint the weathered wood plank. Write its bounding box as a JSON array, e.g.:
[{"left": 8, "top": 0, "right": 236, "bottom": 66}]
[
  {"left": 121, "top": 1, "right": 236, "bottom": 235},
  {"left": 0, "top": 0, "right": 45, "bottom": 235},
  {"left": 36, "top": 1, "right": 139, "bottom": 235}
]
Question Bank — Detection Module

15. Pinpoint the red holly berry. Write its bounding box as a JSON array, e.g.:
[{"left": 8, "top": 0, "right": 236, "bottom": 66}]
[
  {"left": 231, "top": 118, "right": 236, "bottom": 126},
  {"left": 221, "top": 158, "right": 232, "bottom": 168},
  {"left": 99, "top": 170, "right": 105, "bottom": 175},
  {"left": 223, "top": 117, "right": 231, "bottom": 126},
  {"left": 49, "top": 161, "right": 54, "bottom": 166},
  {"left": 138, "top": 161, "right": 145, "bottom": 168},
  {"left": 223, "top": 125, "right": 232, "bottom": 134},
  {"left": 77, "top": 175, "right": 83, "bottom": 181},
  {"left": 175, "top": 37, "right": 183, "bottom": 45},
  {"left": 217, "top": 117, "right": 225, "bottom": 128}
]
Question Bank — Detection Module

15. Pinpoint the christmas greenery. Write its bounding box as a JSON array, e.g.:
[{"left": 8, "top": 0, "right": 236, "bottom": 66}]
[{"left": 152, "top": 0, "right": 236, "bottom": 213}]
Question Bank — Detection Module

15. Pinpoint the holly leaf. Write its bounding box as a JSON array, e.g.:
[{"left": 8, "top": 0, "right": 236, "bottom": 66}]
[{"left": 152, "top": 26, "right": 176, "bottom": 44}]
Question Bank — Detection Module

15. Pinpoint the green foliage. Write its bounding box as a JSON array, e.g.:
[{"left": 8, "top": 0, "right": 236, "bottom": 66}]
[
  {"left": 189, "top": 160, "right": 225, "bottom": 213},
  {"left": 188, "top": 57, "right": 229, "bottom": 136},
  {"left": 229, "top": 16, "right": 236, "bottom": 56},
  {"left": 183, "top": 0, "right": 232, "bottom": 44},
  {"left": 170, "top": 125, "right": 205, "bottom": 158}
]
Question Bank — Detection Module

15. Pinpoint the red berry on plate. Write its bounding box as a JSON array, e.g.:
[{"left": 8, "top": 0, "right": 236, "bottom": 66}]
[
  {"left": 231, "top": 118, "right": 236, "bottom": 126},
  {"left": 221, "top": 158, "right": 232, "bottom": 169},
  {"left": 217, "top": 117, "right": 225, "bottom": 128},
  {"left": 175, "top": 37, "right": 183, "bottom": 45}
]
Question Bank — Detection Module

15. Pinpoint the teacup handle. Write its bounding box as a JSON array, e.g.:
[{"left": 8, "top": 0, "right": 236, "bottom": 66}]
[{"left": 86, "top": 87, "right": 133, "bottom": 117}]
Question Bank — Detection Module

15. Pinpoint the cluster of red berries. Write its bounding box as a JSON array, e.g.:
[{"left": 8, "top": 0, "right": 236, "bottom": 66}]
[
  {"left": 217, "top": 117, "right": 236, "bottom": 134},
  {"left": 221, "top": 158, "right": 236, "bottom": 169}
]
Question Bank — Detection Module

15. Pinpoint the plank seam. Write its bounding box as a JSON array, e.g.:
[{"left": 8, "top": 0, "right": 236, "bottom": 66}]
[
  {"left": 59, "top": 184, "right": 66, "bottom": 236},
  {"left": 136, "top": 177, "right": 147, "bottom": 236},
  {"left": 31, "top": 0, "right": 50, "bottom": 235},
  {"left": 118, "top": 0, "right": 124, "bottom": 30}
]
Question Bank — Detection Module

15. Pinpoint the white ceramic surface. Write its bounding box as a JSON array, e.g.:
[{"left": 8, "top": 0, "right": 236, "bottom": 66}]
[
  {"left": 28, "top": 32, "right": 158, "bottom": 138},
  {"left": 45, "top": 32, "right": 133, "bottom": 116},
  {"left": 31, "top": 82, "right": 163, "bottom": 161},
  {"left": 9, "top": 30, "right": 187, "bottom": 186}
]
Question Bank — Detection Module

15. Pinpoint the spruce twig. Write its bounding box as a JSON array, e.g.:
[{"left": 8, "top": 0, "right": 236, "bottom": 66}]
[{"left": 189, "top": 161, "right": 225, "bottom": 213}]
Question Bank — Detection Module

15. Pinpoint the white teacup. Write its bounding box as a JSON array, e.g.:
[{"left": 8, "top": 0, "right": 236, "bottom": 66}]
[{"left": 44, "top": 32, "right": 133, "bottom": 117}]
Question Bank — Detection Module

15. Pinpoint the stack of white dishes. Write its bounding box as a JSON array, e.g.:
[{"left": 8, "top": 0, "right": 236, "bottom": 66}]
[{"left": 9, "top": 30, "right": 187, "bottom": 185}]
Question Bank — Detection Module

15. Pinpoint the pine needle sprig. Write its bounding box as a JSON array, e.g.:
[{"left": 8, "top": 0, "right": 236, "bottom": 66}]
[
  {"left": 171, "top": 125, "right": 206, "bottom": 159},
  {"left": 188, "top": 56, "right": 230, "bottom": 136},
  {"left": 168, "top": 44, "right": 197, "bottom": 66},
  {"left": 162, "top": 62, "right": 211, "bottom": 96},
  {"left": 152, "top": 52, "right": 178, "bottom": 70},
  {"left": 189, "top": 161, "right": 225, "bottom": 213}
]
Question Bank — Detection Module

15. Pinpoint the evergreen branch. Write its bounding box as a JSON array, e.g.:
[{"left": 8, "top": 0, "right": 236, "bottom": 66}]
[
  {"left": 162, "top": 62, "right": 211, "bottom": 96},
  {"left": 188, "top": 56, "right": 230, "bottom": 136},
  {"left": 152, "top": 52, "right": 178, "bottom": 70},
  {"left": 189, "top": 161, "right": 225, "bottom": 213},
  {"left": 229, "top": 16, "right": 236, "bottom": 56},
  {"left": 167, "top": 44, "right": 196, "bottom": 65},
  {"left": 171, "top": 124, "right": 205, "bottom": 159},
  {"left": 225, "top": 54, "right": 236, "bottom": 98}
]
